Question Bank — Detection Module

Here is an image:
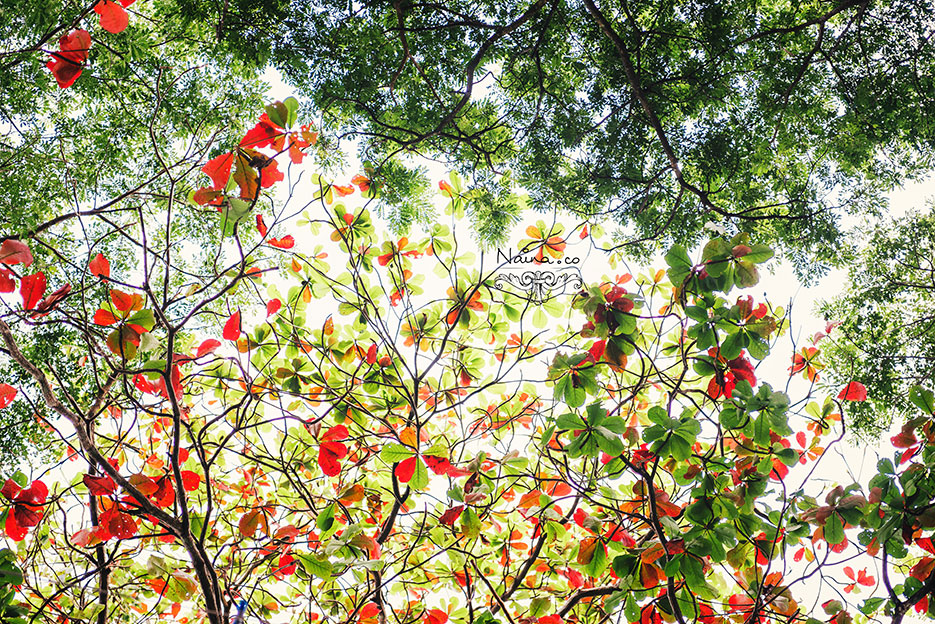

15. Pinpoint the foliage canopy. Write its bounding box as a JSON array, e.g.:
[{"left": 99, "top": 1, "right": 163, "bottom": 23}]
[{"left": 3, "top": 2, "right": 935, "bottom": 624}]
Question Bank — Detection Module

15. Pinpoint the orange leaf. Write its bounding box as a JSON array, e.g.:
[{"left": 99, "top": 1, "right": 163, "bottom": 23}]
[
  {"left": 577, "top": 537, "right": 599, "bottom": 564},
  {"left": 89, "top": 253, "right": 110, "bottom": 279},
  {"left": 0, "top": 384, "right": 16, "bottom": 409},
  {"left": 239, "top": 509, "right": 265, "bottom": 538},
  {"left": 93, "top": 308, "right": 119, "bottom": 326},
  {"left": 268, "top": 235, "right": 295, "bottom": 249},
  {"left": 202, "top": 153, "right": 233, "bottom": 190}
]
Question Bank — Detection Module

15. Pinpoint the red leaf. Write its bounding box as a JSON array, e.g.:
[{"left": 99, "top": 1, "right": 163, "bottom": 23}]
[
  {"left": 333, "top": 184, "right": 355, "bottom": 197},
  {"left": 72, "top": 527, "right": 103, "bottom": 548},
  {"left": 89, "top": 253, "right": 110, "bottom": 279},
  {"left": 46, "top": 30, "right": 91, "bottom": 89},
  {"left": 223, "top": 310, "right": 241, "bottom": 341},
  {"left": 20, "top": 272, "right": 46, "bottom": 310},
  {"left": 103, "top": 508, "right": 137, "bottom": 539},
  {"left": 256, "top": 214, "right": 268, "bottom": 237},
  {"left": 180, "top": 470, "right": 200, "bottom": 492},
  {"left": 0, "top": 240, "right": 33, "bottom": 266},
  {"left": 0, "top": 269, "right": 14, "bottom": 292},
  {"left": 0, "top": 384, "right": 16, "bottom": 409},
  {"left": 202, "top": 153, "right": 234, "bottom": 190},
  {"left": 95, "top": 1, "right": 129, "bottom": 33},
  {"left": 395, "top": 456, "right": 418, "bottom": 483},
  {"left": 83, "top": 473, "right": 117, "bottom": 496},
  {"left": 318, "top": 445, "right": 344, "bottom": 476},
  {"left": 196, "top": 339, "right": 221, "bottom": 358},
  {"left": 32, "top": 283, "right": 71, "bottom": 316},
  {"left": 17, "top": 480, "right": 48, "bottom": 505},
  {"left": 320, "top": 425, "right": 348, "bottom": 442},
  {"left": 359, "top": 603, "right": 381, "bottom": 622},
  {"left": 423, "top": 456, "right": 454, "bottom": 475},
  {"left": 266, "top": 298, "right": 282, "bottom": 316},
  {"left": 366, "top": 344, "right": 378, "bottom": 364},
  {"left": 133, "top": 373, "right": 156, "bottom": 394},
  {"left": 837, "top": 382, "right": 867, "bottom": 402},
  {"left": 4, "top": 508, "right": 27, "bottom": 541},
  {"left": 439, "top": 505, "right": 464, "bottom": 526},
  {"left": 268, "top": 235, "right": 295, "bottom": 249},
  {"left": 240, "top": 115, "right": 284, "bottom": 149},
  {"left": 0, "top": 479, "right": 21, "bottom": 501},
  {"left": 318, "top": 431, "right": 348, "bottom": 476},
  {"left": 150, "top": 476, "right": 175, "bottom": 508}
]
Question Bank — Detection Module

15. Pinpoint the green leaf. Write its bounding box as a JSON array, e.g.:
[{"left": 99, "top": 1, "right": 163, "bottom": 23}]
[
  {"left": 381, "top": 444, "right": 414, "bottom": 464},
  {"left": 824, "top": 512, "right": 845, "bottom": 545},
  {"left": 909, "top": 386, "right": 935, "bottom": 414},
  {"left": 460, "top": 507, "right": 481, "bottom": 539},
  {"left": 316, "top": 503, "right": 336, "bottom": 531},
  {"left": 744, "top": 244, "right": 774, "bottom": 263},
  {"left": 409, "top": 456, "right": 429, "bottom": 490},
  {"left": 296, "top": 553, "right": 333, "bottom": 579},
  {"left": 283, "top": 96, "right": 300, "bottom": 126},
  {"left": 734, "top": 260, "right": 759, "bottom": 288},
  {"left": 556, "top": 412, "right": 586, "bottom": 430}
]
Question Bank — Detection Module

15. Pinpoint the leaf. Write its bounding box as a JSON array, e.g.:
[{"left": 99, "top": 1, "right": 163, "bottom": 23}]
[
  {"left": 180, "top": 470, "right": 201, "bottom": 492},
  {"left": 0, "top": 384, "right": 17, "bottom": 409},
  {"left": 223, "top": 310, "right": 241, "bottom": 341},
  {"left": 82, "top": 473, "right": 117, "bottom": 496},
  {"left": 381, "top": 444, "right": 414, "bottom": 464},
  {"left": 269, "top": 235, "right": 295, "bottom": 249},
  {"left": 909, "top": 386, "right": 935, "bottom": 414},
  {"left": 267, "top": 298, "right": 282, "bottom": 316},
  {"left": 89, "top": 253, "right": 110, "bottom": 279},
  {"left": 20, "top": 272, "right": 46, "bottom": 310},
  {"left": 577, "top": 537, "right": 599, "bottom": 565},
  {"left": 104, "top": 509, "right": 138, "bottom": 539},
  {"left": 460, "top": 507, "right": 481, "bottom": 538},
  {"left": 734, "top": 260, "right": 759, "bottom": 287},
  {"left": 196, "top": 339, "right": 221, "bottom": 358},
  {"left": 95, "top": 1, "right": 129, "bottom": 33},
  {"left": 239, "top": 509, "right": 265, "bottom": 538},
  {"left": 824, "top": 512, "right": 845, "bottom": 545},
  {"left": 202, "top": 153, "right": 234, "bottom": 190},
  {"left": 439, "top": 505, "right": 464, "bottom": 526},
  {"left": 46, "top": 30, "right": 91, "bottom": 89},
  {"left": 297, "top": 553, "right": 333, "bottom": 579},
  {"left": 0, "top": 240, "right": 33, "bottom": 266},
  {"left": 395, "top": 456, "right": 419, "bottom": 483},
  {"left": 837, "top": 382, "right": 867, "bottom": 402},
  {"left": 110, "top": 289, "right": 142, "bottom": 312}
]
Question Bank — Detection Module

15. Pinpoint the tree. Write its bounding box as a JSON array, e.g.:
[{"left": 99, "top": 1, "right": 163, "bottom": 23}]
[
  {"left": 814, "top": 207, "right": 935, "bottom": 435},
  {"left": 2, "top": 99, "right": 935, "bottom": 624},
  {"left": 246, "top": 0, "right": 935, "bottom": 269},
  {"left": 0, "top": 0, "right": 278, "bottom": 467}
]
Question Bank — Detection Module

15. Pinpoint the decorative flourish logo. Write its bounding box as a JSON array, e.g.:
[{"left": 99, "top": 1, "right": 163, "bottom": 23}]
[{"left": 493, "top": 248, "right": 584, "bottom": 303}]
